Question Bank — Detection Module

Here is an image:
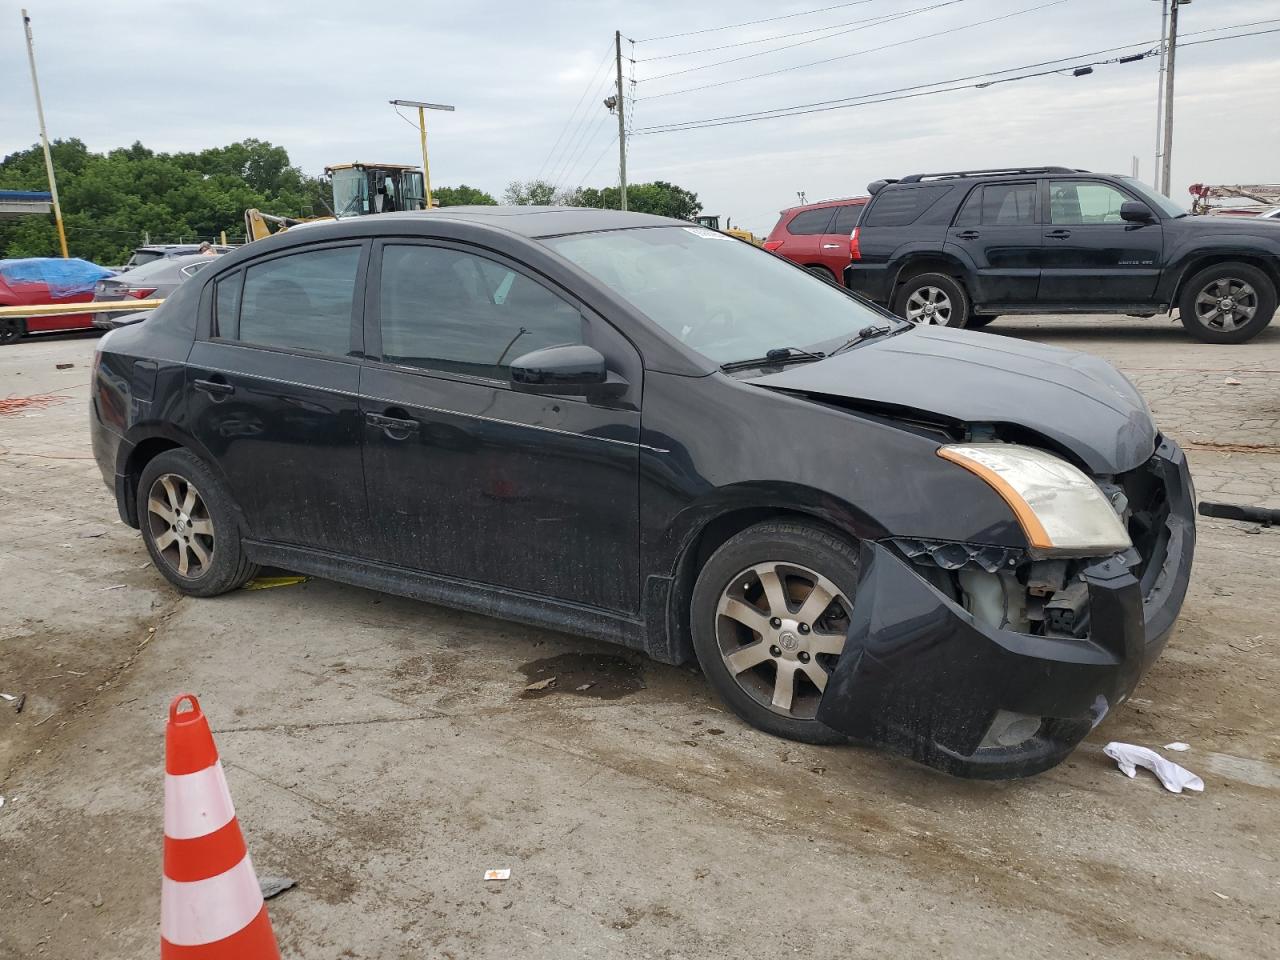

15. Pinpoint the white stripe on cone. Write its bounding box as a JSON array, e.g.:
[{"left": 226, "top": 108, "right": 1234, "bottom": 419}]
[
  {"left": 161, "top": 853, "right": 264, "bottom": 946},
  {"left": 164, "top": 762, "right": 236, "bottom": 840}
]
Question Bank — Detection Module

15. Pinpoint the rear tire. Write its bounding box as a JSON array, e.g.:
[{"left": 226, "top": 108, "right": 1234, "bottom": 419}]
[
  {"left": 137, "top": 449, "right": 258, "bottom": 597},
  {"left": 1178, "top": 262, "right": 1276, "bottom": 343},
  {"left": 691, "top": 520, "right": 859, "bottom": 745},
  {"left": 892, "top": 272, "right": 970, "bottom": 328},
  {"left": 0, "top": 317, "right": 26, "bottom": 345},
  {"left": 968, "top": 314, "right": 998, "bottom": 329},
  {"left": 806, "top": 265, "right": 838, "bottom": 285}
]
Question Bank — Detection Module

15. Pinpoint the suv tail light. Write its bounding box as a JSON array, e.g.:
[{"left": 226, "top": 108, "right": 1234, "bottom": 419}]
[
  {"left": 762, "top": 240, "right": 784, "bottom": 252},
  {"left": 127, "top": 287, "right": 157, "bottom": 299},
  {"left": 849, "top": 227, "right": 861, "bottom": 261}
]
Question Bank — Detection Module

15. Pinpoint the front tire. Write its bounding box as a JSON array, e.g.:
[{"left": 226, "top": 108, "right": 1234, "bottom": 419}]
[
  {"left": 1178, "top": 262, "right": 1276, "bottom": 343},
  {"left": 691, "top": 521, "right": 859, "bottom": 745},
  {"left": 137, "top": 449, "right": 258, "bottom": 597},
  {"left": 892, "top": 272, "right": 970, "bottom": 328},
  {"left": 0, "top": 317, "right": 26, "bottom": 345}
]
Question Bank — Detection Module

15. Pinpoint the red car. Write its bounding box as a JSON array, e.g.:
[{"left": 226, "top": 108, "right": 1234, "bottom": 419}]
[
  {"left": 763, "top": 197, "right": 868, "bottom": 285},
  {"left": 0, "top": 258, "right": 113, "bottom": 345}
]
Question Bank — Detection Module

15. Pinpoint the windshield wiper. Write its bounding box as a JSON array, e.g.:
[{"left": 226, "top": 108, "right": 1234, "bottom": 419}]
[
  {"left": 720, "top": 346, "right": 826, "bottom": 372},
  {"left": 830, "top": 324, "right": 894, "bottom": 356}
]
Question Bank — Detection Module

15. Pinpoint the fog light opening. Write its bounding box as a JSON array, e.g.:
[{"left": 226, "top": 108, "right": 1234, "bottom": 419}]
[{"left": 980, "top": 710, "right": 1043, "bottom": 749}]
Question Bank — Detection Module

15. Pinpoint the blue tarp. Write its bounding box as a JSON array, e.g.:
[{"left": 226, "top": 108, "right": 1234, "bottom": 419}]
[
  {"left": 0, "top": 257, "right": 114, "bottom": 298},
  {"left": 0, "top": 190, "right": 53, "bottom": 202}
]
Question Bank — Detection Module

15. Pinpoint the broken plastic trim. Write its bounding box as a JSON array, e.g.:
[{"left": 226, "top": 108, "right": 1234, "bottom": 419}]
[{"left": 888, "top": 537, "right": 1023, "bottom": 574}]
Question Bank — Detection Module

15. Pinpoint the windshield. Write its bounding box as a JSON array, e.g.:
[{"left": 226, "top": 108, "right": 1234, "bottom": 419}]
[
  {"left": 331, "top": 168, "right": 368, "bottom": 217},
  {"left": 1116, "top": 177, "right": 1188, "bottom": 218},
  {"left": 543, "top": 226, "right": 896, "bottom": 365}
]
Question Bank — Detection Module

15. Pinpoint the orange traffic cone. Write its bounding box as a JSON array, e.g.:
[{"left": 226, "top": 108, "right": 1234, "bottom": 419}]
[{"left": 161, "top": 693, "right": 281, "bottom": 959}]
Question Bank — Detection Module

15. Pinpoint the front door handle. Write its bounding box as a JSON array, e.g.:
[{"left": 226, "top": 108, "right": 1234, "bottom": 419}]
[
  {"left": 366, "top": 411, "right": 419, "bottom": 436},
  {"left": 193, "top": 378, "right": 234, "bottom": 398},
  {"left": 1045, "top": 229, "right": 1072, "bottom": 239},
  {"left": 953, "top": 230, "right": 980, "bottom": 240}
]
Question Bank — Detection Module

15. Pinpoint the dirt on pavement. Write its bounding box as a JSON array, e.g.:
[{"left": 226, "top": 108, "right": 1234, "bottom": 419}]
[{"left": 1, "top": 317, "right": 1277, "bottom": 959}]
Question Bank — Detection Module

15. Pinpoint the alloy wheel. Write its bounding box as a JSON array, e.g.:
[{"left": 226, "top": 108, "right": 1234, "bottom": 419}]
[
  {"left": 1193, "top": 278, "right": 1258, "bottom": 332},
  {"left": 904, "top": 286, "right": 953, "bottom": 325},
  {"left": 714, "top": 561, "right": 851, "bottom": 720},
  {"left": 146, "top": 473, "right": 215, "bottom": 578}
]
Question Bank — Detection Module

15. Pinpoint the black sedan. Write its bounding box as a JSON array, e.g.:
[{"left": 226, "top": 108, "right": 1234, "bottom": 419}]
[{"left": 89, "top": 207, "right": 1195, "bottom": 778}]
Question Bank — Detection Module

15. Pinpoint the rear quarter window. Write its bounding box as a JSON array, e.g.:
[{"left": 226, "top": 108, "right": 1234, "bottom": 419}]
[
  {"left": 786, "top": 208, "right": 836, "bottom": 235},
  {"left": 864, "top": 185, "right": 956, "bottom": 227}
]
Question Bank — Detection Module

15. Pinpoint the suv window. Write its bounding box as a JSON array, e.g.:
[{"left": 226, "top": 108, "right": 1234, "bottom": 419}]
[
  {"left": 829, "top": 203, "right": 864, "bottom": 234},
  {"left": 227, "top": 245, "right": 361, "bottom": 355},
  {"left": 864, "top": 184, "right": 954, "bottom": 227},
  {"left": 378, "top": 244, "right": 584, "bottom": 380},
  {"left": 954, "top": 183, "right": 1037, "bottom": 226},
  {"left": 1049, "top": 180, "right": 1129, "bottom": 224},
  {"left": 786, "top": 208, "right": 835, "bottom": 235}
]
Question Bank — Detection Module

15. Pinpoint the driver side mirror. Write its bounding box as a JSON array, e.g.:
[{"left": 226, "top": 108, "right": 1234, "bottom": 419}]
[
  {"left": 1120, "top": 200, "right": 1155, "bottom": 223},
  {"left": 509, "top": 344, "right": 628, "bottom": 398}
]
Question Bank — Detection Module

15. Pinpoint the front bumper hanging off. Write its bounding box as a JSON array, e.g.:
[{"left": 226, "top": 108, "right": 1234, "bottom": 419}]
[{"left": 815, "top": 438, "right": 1195, "bottom": 779}]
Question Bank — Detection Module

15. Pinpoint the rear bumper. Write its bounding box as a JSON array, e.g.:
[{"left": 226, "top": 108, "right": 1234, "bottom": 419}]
[
  {"left": 815, "top": 439, "right": 1195, "bottom": 779},
  {"left": 843, "top": 263, "right": 892, "bottom": 303}
]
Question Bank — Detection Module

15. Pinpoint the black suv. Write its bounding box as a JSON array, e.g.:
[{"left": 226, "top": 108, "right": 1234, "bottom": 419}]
[{"left": 844, "top": 166, "right": 1280, "bottom": 343}]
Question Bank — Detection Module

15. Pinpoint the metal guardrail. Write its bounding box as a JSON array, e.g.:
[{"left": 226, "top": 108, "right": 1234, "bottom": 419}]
[{"left": 0, "top": 299, "right": 164, "bottom": 318}]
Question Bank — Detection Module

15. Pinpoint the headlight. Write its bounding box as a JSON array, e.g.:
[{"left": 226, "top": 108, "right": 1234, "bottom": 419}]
[{"left": 938, "top": 443, "right": 1131, "bottom": 557}]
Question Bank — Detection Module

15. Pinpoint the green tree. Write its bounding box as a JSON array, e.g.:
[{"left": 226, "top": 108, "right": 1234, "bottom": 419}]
[
  {"left": 0, "top": 138, "right": 329, "bottom": 264},
  {"left": 433, "top": 184, "right": 497, "bottom": 206},
  {"left": 565, "top": 180, "right": 701, "bottom": 220},
  {"left": 503, "top": 179, "right": 562, "bottom": 205}
]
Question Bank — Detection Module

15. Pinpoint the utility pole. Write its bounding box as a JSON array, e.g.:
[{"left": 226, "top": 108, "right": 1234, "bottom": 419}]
[
  {"left": 1152, "top": 0, "right": 1169, "bottom": 192},
  {"left": 21, "top": 9, "right": 69, "bottom": 258},
  {"left": 615, "top": 30, "right": 627, "bottom": 211},
  {"left": 1159, "top": 0, "right": 1184, "bottom": 198}
]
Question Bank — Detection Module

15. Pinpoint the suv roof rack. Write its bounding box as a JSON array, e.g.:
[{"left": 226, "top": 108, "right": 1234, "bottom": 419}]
[{"left": 897, "top": 166, "right": 1085, "bottom": 183}]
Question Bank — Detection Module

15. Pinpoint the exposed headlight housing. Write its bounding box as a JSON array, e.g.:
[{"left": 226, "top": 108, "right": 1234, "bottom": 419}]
[{"left": 938, "top": 443, "right": 1131, "bottom": 557}]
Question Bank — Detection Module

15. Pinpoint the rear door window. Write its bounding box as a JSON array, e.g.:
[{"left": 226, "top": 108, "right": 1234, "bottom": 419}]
[
  {"left": 829, "top": 204, "right": 864, "bottom": 234},
  {"left": 786, "top": 208, "right": 836, "bottom": 235},
  {"left": 222, "top": 245, "right": 361, "bottom": 356},
  {"left": 377, "top": 244, "right": 584, "bottom": 380},
  {"left": 981, "top": 183, "right": 1037, "bottom": 224}
]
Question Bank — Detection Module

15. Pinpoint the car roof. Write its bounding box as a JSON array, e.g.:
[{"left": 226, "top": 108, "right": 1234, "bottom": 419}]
[
  {"left": 779, "top": 197, "right": 869, "bottom": 216},
  {"left": 366, "top": 206, "right": 686, "bottom": 238}
]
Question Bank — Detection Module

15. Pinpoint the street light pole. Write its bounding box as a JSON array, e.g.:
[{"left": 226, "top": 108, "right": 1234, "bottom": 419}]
[
  {"left": 615, "top": 30, "right": 627, "bottom": 212},
  {"left": 20, "top": 8, "right": 69, "bottom": 258},
  {"left": 389, "top": 99, "right": 456, "bottom": 209}
]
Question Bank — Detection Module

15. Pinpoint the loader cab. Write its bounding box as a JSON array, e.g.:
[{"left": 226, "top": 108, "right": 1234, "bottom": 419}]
[{"left": 326, "top": 162, "right": 426, "bottom": 217}]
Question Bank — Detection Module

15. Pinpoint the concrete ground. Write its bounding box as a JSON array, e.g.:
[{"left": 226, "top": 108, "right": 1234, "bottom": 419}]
[{"left": 1, "top": 316, "right": 1277, "bottom": 959}]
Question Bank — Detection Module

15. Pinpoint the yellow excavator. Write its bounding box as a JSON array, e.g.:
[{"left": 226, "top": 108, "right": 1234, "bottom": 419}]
[
  {"left": 694, "top": 214, "right": 761, "bottom": 245},
  {"left": 244, "top": 162, "right": 427, "bottom": 241}
]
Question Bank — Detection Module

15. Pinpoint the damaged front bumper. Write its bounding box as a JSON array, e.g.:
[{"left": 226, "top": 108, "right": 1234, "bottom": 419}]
[{"left": 815, "top": 437, "right": 1195, "bottom": 779}]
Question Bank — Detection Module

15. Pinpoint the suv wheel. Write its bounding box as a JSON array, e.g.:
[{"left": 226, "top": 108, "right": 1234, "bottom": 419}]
[
  {"left": 806, "top": 265, "right": 838, "bottom": 284},
  {"left": 137, "top": 449, "right": 258, "bottom": 597},
  {"left": 0, "top": 317, "right": 25, "bottom": 345},
  {"left": 892, "top": 273, "right": 970, "bottom": 328},
  {"left": 690, "top": 521, "right": 857, "bottom": 745},
  {"left": 1179, "top": 262, "right": 1276, "bottom": 344}
]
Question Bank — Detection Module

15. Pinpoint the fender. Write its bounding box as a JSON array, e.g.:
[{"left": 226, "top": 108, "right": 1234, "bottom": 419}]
[
  {"left": 1157, "top": 237, "right": 1280, "bottom": 304},
  {"left": 115, "top": 420, "right": 244, "bottom": 529},
  {"left": 886, "top": 246, "right": 974, "bottom": 299}
]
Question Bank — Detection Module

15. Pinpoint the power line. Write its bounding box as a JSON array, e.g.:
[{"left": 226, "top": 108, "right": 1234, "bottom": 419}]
[
  {"left": 632, "top": 25, "right": 1278, "bottom": 136},
  {"left": 637, "top": 0, "right": 1069, "bottom": 101},
  {"left": 635, "top": 0, "right": 961, "bottom": 62},
  {"left": 545, "top": 72, "right": 619, "bottom": 189},
  {"left": 639, "top": 0, "right": 966, "bottom": 82},
  {"left": 632, "top": 0, "right": 879, "bottom": 44},
  {"left": 536, "top": 42, "right": 616, "bottom": 183}
]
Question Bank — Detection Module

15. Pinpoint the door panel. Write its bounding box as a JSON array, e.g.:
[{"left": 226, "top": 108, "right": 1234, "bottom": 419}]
[
  {"left": 1038, "top": 180, "right": 1163, "bottom": 302},
  {"left": 359, "top": 240, "right": 642, "bottom": 614},
  {"left": 816, "top": 203, "right": 865, "bottom": 283},
  {"left": 943, "top": 182, "right": 1041, "bottom": 304},
  {"left": 777, "top": 207, "right": 835, "bottom": 270}
]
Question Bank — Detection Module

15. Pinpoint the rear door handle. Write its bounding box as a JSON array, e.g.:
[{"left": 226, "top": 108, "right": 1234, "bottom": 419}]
[
  {"left": 193, "top": 378, "right": 234, "bottom": 398},
  {"left": 1045, "top": 229, "right": 1072, "bottom": 239},
  {"left": 821, "top": 243, "right": 842, "bottom": 249},
  {"left": 953, "top": 230, "right": 980, "bottom": 240},
  {"left": 366, "top": 411, "right": 419, "bottom": 435}
]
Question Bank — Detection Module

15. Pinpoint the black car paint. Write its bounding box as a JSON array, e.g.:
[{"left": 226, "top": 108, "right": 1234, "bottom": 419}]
[
  {"left": 91, "top": 207, "right": 1195, "bottom": 777},
  {"left": 847, "top": 173, "right": 1280, "bottom": 313}
]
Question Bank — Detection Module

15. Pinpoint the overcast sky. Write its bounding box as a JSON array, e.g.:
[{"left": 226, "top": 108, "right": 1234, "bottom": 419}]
[{"left": 3, "top": 0, "right": 1277, "bottom": 233}]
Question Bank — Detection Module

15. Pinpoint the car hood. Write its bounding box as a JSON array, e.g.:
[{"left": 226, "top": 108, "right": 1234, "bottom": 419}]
[
  {"left": 750, "top": 326, "right": 1157, "bottom": 474},
  {"left": 1174, "top": 213, "right": 1280, "bottom": 239}
]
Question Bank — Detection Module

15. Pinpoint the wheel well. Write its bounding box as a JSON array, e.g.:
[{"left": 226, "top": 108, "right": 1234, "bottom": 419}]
[
  {"left": 1172, "top": 254, "right": 1280, "bottom": 307},
  {"left": 120, "top": 437, "right": 182, "bottom": 527},
  {"left": 890, "top": 255, "right": 969, "bottom": 300},
  {"left": 803, "top": 263, "right": 835, "bottom": 275},
  {"left": 665, "top": 506, "right": 854, "bottom": 665}
]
